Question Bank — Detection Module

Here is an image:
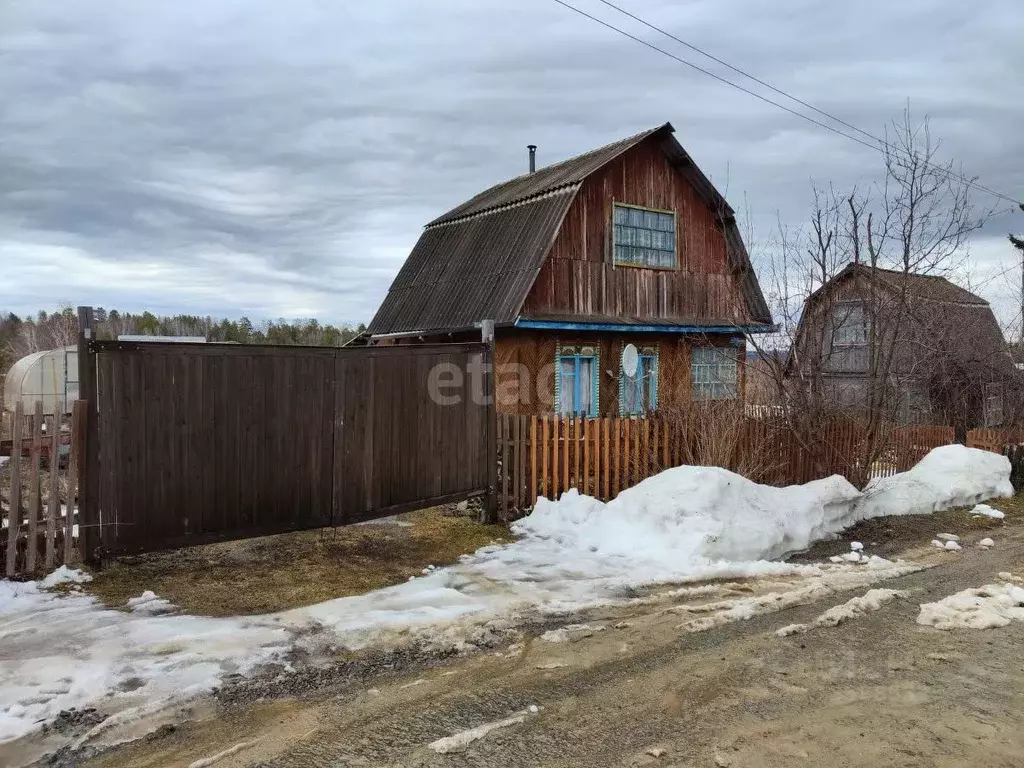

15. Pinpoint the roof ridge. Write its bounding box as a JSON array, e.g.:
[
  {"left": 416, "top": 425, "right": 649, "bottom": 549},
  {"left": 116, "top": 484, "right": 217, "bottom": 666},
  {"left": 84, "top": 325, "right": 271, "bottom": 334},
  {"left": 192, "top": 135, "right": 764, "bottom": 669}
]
[{"left": 427, "top": 123, "right": 671, "bottom": 226}]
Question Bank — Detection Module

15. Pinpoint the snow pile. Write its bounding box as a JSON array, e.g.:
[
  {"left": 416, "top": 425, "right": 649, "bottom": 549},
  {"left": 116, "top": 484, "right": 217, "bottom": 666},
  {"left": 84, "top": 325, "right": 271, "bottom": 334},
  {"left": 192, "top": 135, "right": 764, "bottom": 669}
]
[
  {"left": 857, "top": 445, "right": 1012, "bottom": 519},
  {"left": 971, "top": 504, "right": 1006, "bottom": 520},
  {"left": 979, "top": 538, "right": 995, "bottom": 549},
  {"left": 918, "top": 581, "right": 1024, "bottom": 630},
  {"left": 39, "top": 565, "right": 92, "bottom": 589},
  {"left": 428, "top": 709, "right": 535, "bottom": 754},
  {"left": 673, "top": 561, "right": 922, "bottom": 634},
  {"left": 516, "top": 465, "right": 863, "bottom": 565},
  {"left": 813, "top": 588, "right": 908, "bottom": 627},
  {"left": 774, "top": 588, "right": 908, "bottom": 636}
]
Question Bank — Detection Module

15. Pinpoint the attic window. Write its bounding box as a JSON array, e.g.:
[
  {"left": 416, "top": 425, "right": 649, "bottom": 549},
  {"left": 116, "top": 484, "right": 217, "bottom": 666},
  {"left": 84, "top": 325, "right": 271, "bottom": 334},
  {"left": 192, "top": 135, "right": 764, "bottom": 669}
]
[
  {"left": 613, "top": 204, "right": 676, "bottom": 269},
  {"left": 833, "top": 303, "right": 867, "bottom": 346}
]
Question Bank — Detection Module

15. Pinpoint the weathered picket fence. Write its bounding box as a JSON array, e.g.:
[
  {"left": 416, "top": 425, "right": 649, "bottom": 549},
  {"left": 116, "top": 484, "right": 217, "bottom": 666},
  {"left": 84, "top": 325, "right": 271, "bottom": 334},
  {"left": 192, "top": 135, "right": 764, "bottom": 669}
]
[{"left": 1, "top": 400, "right": 86, "bottom": 576}]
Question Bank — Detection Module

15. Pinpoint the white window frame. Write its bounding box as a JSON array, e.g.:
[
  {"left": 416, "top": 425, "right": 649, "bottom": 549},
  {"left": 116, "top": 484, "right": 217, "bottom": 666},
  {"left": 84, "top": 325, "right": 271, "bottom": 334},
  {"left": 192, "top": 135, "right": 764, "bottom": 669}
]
[
  {"left": 833, "top": 302, "right": 868, "bottom": 347},
  {"left": 692, "top": 347, "right": 739, "bottom": 401},
  {"left": 612, "top": 203, "right": 677, "bottom": 270}
]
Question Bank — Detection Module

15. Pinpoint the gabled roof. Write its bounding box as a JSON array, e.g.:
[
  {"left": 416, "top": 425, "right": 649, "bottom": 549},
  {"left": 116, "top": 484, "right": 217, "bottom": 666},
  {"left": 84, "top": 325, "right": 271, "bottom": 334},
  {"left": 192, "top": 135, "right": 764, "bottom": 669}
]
[
  {"left": 369, "top": 123, "right": 769, "bottom": 336},
  {"left": 837, "top": 263, "right": 988, "bottom": 306},
  {"left": 797, "top": 262, "right": 1014, "bottom": 376}
]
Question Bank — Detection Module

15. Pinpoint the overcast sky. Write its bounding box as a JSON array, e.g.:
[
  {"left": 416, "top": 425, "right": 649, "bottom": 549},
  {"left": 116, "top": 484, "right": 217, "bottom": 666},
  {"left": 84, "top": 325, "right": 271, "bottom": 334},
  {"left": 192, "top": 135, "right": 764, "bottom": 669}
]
[{"left": 2, "top": 0, "right": 1022, "bottom": 328}]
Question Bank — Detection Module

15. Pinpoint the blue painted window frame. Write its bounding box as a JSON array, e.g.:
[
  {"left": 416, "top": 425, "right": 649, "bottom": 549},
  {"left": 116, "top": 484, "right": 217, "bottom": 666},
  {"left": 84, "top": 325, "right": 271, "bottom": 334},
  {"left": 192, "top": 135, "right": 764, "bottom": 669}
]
[
  {"left": 620, "top": 353, "right": 658, "bottom": 416},
  {"left": 556, "top": 353, "right": 599, "bottom": 417}
]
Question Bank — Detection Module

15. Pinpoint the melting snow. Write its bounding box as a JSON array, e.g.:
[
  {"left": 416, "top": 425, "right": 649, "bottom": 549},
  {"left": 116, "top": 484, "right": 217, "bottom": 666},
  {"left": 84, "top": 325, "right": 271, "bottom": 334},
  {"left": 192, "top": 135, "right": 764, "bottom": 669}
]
[
  {"left": 971, "top": 504, "right": 1006, "bottom": 520},
  {"left": 0, "top": 445, "right": 1010, "bottom": 748},
  {"left": 918, "top": 580, "right": 1024, "bottom": 630}
]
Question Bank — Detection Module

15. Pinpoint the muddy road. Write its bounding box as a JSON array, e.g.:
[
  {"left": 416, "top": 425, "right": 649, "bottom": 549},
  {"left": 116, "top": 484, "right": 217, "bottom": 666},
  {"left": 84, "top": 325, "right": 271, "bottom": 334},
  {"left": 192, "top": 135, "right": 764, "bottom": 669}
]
[{"left": 74, "top": 523, "right": 1024, "bottom": 768}]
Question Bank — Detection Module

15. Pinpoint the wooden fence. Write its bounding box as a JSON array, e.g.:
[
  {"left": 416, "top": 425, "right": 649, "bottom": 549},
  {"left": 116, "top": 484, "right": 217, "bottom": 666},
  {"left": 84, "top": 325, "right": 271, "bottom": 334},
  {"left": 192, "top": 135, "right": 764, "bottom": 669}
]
[
  {"left": 81, "top": 339, "right": 494, "bottom": 560},
  {"left": 496, "top": 413, "right": 957, "bottom": 516},
  {"left": 1, "top": 400, "right": 86, "bottom": 576}
]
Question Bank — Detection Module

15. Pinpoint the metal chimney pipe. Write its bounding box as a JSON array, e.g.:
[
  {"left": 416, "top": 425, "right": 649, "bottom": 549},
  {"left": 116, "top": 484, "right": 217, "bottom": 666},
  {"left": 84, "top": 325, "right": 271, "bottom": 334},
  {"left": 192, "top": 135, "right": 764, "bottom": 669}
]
[{"left": 527, "top": 144, "right": 537, "bottom": 173}]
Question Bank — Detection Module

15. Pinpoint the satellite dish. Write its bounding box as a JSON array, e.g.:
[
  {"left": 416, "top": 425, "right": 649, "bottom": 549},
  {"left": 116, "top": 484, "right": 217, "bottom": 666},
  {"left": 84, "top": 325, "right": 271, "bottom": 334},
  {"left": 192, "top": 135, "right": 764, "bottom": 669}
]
[{"left": 621, "top": 344, "right": 640, "bottom": 378}]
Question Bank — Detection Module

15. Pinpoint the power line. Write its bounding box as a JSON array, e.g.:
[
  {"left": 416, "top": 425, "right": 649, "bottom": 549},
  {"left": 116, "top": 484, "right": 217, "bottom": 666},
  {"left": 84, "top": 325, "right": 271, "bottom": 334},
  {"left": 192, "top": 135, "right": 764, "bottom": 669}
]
[{"left": 552, "top": 0, "right": 1020, "bottom": 205}]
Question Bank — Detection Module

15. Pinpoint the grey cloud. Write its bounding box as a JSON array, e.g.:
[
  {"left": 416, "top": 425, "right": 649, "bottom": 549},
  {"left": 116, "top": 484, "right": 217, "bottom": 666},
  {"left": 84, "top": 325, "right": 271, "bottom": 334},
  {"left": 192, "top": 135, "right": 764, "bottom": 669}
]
[{"left": 1, "top": 0, "right": 1021, "bottom": 326}]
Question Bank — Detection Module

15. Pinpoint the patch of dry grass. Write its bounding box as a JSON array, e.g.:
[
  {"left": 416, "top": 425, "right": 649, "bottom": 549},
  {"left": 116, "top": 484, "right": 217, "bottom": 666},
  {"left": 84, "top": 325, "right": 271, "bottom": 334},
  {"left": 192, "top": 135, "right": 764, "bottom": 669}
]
[{"left": 83, "top": 508, "right": 511, "bottom": 616}]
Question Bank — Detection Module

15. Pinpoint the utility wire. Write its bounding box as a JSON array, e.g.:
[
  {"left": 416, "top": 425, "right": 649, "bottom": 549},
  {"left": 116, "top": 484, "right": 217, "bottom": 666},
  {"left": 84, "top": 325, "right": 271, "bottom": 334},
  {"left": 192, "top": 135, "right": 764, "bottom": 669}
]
[{"left": 552, "top": 0, "right": 1020, "bottom": 205}]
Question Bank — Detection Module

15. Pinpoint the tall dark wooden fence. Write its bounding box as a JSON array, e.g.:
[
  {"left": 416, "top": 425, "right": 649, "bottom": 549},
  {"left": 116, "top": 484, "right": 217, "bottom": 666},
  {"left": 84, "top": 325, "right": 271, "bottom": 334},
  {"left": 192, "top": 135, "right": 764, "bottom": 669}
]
[{"left": 81, "top": 340, "right": 493, "bottom": 558}]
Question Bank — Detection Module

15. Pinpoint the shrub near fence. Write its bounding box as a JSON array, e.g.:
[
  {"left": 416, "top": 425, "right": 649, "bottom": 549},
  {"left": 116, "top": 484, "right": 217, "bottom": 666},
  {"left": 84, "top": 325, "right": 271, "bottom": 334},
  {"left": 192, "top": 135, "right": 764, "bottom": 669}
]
[
  {"left": 496, "top": 412, "right": 956, "bottom": 517},
  {"left": 1, "top": 400, "right": 85, "bottom": 576}
]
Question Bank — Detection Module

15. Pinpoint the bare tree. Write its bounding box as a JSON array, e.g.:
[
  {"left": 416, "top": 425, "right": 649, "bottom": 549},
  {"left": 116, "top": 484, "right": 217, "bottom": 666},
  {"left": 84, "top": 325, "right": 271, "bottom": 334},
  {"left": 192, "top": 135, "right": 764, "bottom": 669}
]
[{"left": 748, "top": 110, "right": 991, "bottom": 485}]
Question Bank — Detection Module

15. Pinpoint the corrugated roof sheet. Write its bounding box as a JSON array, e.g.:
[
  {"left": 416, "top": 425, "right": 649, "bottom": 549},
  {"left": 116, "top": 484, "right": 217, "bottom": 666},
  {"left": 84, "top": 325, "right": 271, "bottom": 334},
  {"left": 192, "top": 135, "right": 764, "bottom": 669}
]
[
  {"left": 429, "top": 125, "right": 667, "bottom": 226},
  {"left": 369, "top": 189, "right": 577, "bottom": 334}
]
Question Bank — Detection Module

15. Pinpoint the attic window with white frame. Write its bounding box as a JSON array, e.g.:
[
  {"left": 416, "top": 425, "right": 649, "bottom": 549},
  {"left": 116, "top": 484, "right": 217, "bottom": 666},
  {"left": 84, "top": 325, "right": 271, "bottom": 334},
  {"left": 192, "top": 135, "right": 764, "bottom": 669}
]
[
  {"left": 613, "top": 204, "right": 676, "bottom": 269},
  {"left": 833, "top": 302, "right": 867, "bottom": 346}
]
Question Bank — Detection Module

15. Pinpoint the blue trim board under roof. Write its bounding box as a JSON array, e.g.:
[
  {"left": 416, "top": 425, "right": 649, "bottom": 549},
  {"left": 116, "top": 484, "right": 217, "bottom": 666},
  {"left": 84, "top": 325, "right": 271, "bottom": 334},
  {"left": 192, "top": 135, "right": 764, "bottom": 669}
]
[{"left": 514, "top": 319, "right": 774, "bottom": 334}]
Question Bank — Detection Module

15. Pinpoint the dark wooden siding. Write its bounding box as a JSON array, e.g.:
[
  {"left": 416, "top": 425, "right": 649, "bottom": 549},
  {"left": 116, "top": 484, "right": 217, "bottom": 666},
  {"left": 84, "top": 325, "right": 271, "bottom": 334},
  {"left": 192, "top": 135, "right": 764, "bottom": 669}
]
[
  {"left": 522, "top": 140, "right": 750, "bottom": 323},
  {"left": 494, "top": 328, "right": 745, "bottom": 417}
]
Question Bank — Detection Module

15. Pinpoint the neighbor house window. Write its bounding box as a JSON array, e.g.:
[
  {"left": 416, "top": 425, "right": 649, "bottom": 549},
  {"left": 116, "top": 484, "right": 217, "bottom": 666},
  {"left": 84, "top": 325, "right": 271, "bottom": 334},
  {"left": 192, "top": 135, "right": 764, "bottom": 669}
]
[
  {"left": 556, "top": 348, "right": 598, "bottom": 417},
  {"left": 984, "top": 383, "right": 1004, "bottom": 428},
  {"left": 621, "top": 351, "right": 658, "bottom": 416},
  {"left": 692, "top": 347, "right": 739, "bottom": 400},
  {"left": 613, "top": 204, "right": 676, "bottom": 269},
  {"left": 833, "top": 303, "right": 867, "bottom": 346}
]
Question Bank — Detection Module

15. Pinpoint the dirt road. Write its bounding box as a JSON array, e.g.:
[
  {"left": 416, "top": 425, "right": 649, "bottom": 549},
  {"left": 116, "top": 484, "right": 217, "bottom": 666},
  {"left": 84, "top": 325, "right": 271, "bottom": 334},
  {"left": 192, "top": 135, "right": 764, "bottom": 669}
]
[{"left": 81, "top": 522, "right": 1024, "bottom": 768}]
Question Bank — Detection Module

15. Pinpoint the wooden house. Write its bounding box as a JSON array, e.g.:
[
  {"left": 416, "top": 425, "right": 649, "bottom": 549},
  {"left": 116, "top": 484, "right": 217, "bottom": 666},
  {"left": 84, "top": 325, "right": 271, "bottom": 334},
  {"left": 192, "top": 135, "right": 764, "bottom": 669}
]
[
  {"left": 368, "top": 123, "right": 773, "bottom": 416},
  {"left": 787, "top": 263, "right": 1020, "bottom": 432}
]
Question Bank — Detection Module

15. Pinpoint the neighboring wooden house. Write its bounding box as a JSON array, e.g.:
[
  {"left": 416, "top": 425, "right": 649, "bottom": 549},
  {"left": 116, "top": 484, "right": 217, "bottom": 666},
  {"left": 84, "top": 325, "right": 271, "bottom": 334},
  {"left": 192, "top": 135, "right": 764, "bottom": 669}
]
[
  {"left": 368, "top": 123, "right": 773, "bottom": 416},
  {"left": 787, "top": 262, "right": 1019, "bottom": 431}
]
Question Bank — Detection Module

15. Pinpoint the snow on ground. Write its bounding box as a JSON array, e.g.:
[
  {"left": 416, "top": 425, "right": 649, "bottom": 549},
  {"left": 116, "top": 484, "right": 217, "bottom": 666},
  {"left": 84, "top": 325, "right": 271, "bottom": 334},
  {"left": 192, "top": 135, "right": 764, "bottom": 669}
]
[
  {"left": 0, "top": 445, "right": 1011, "bottom": 748},
  {"left": 971, "top": 504, "right": 1006, "bottom": 520},
  {"left": 428, "top": 709, "right": 535, "bottom": 754},
  {"left": 773, "top": 587, "right": 908, "bottom": 636},
  {"left": 918, "top": 578, "right": 1024, "bottom": 630},
  {"left": 857, "top": 445, "right": 1012, "bottom": 519}
]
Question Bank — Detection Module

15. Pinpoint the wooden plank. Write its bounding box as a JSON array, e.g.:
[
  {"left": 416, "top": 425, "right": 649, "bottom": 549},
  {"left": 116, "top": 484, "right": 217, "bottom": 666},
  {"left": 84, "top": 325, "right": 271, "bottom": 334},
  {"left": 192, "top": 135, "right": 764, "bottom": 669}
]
[
  {"left": 67, "top": 400, "right": 85, "bottom": 564},
  {"left": 573, "top": 417, "right": 581, "bottom": 489},
  {"left": 593, "top": 418, "right": 601, "bottom": 499},
  {"left": 662, "top": 420, "right": 669, "bottom": 470},
  {"left": 530, "top": 415, "right": 538, "bottom": 506},
  {"left": 624, "top": 417, "right": 632, "bottom": 489},
  {"left": 500, "top": 414, "right": 510, "bottom": 517},
  {"left": 512, "top": 414, "right": 522, "bottom": 510},
  {"left": 6, "top": 401, "right": 24, "bottom": 577},
  {"left": 541, "top": 416, "right": 550, "bottom": 499},
  {"left": 27, "top": 401, "right": 43, "bottom": 573},
  {"left": 603, "top": 417, "right": 611, "bottom": 500},
  {"left": 76, "top": 306, "right": 99, "bottom": 566},
  {"left": 46, "top": 412, "right": 60, "bottom": 569},
  {"left": 562, "top": 416, "right": 570, "bottom": 494},
  {"left": 648, "top": 418, "right": 656, "bottom": 476},
  {"left": 552, "top": 415, "right": 559, "bottom": 498},
  {"left": 519, "top": 414, "right": 527, "bottom": 509},
  {"left": 583, "top": 418, "right": 591, "bottom": 495},
  {"left": 613, "top": 416, "right": 621, "bottom": 497}
]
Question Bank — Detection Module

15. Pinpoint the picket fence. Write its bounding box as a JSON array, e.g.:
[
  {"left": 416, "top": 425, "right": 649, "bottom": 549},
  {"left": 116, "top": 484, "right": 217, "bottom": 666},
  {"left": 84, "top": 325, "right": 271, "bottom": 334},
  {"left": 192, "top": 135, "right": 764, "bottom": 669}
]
[
  {"left": 496, "top": 413, "right": 960, "bottom": 516},
  {"left": 1, "top": 400, "right": 86, "bottom": 576}
]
